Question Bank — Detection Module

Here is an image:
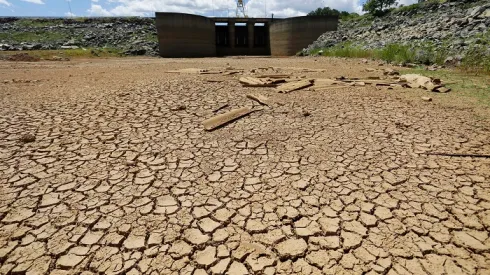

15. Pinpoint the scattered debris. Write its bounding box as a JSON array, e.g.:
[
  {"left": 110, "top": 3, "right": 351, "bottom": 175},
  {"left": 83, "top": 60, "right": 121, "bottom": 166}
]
[
  {"left": 50, "top": 56, "right": 70, "bottom": 61},
  {"left": 202, "top": 107, "right": 254, "bottom": 131},
  {"left": 166, "top": 68, "right": 221, "bottom": 74},
  {"left": 170, "top": 105, "right": 186, "bottom": 111},
  {"left": 20, "top": 134, "right": 36, "bottom": 143},
  {"left": 348, "top": 81, "right": 366, "bottom": 87},
  {"left": 213, "top": 103, "right": 229, "bottom": 113},
  {"left": 7, "top": 53, "right": 40, "bottom": 62},
  {"left": 427, "top": 65, "right": 440, "bottom": 71},
  {"left": 404, "top": 63, "right": 418, "bottom": 68},
  {"left": 422, "top": 96, "right": 433, "bottom": 102},
  {"left": 400, "top": 74, "right": 443, "bottom": 91},
  {"left": 277, "top": 79, "right": 313, "bottom": 93},
  {"left": 223, "top": 70, "right": 242, "bottom": 75},
  {"left": 239, "top": 77, "right": 285, "bottom": 87},
  {"left": 256, "top": 74, "right": 291, "bottom": 79},
  {"left": 364, "top": 68, "right": 400, "bottom": 76},
  {"left": 383, "top": 68, "right": 400, "bottom": 76},
  {"left": 246, "top": 94, "right": 270, "bottom": 106}
]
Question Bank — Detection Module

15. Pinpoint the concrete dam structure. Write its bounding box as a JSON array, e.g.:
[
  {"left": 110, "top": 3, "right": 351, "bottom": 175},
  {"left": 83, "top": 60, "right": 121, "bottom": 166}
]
[{"left": 155, "top": 13, "right": 338, "bottom": 57}]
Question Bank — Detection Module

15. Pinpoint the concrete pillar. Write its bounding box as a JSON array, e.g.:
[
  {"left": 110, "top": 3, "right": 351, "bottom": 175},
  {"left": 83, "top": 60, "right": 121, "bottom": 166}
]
[
  {"left": 155, "top": 12, "right": 216, "bottom": 57},
  {"left": 228, "top": 19, "right": 235, "bottom": 48},
  {"left": 248, "top": 20, "right": 255, "bottom": 49},
  {"left": 266, "top": 23, "right": 271, "bottom": 49}
]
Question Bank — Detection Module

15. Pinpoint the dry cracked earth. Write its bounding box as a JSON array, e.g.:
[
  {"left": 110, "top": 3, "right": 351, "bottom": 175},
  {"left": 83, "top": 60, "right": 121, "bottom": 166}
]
[{"left": 0, "top": 57, "right": 489, "bottom": 275}]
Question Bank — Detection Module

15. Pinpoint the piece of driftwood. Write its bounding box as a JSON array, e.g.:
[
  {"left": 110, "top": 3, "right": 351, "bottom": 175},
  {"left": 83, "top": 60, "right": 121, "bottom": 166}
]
[
  {"left": 223, "top": 70, "right": 242, "bottom": 75},
  {"left": 400, "top": 74, "right": 443, "bottom": 91},
  {"left": 202, "top": 107, "right": 254, "bottom": 131},
  {"left": 239, "top": 77, "right": 284, "bottom": 87},
  {"left": 246, "top": 94, "right": 270, "bottom": 106},
  {"left": 425, "top": 152, "right": 490, "bottom": 158},
  {"left": 277, "top": 79, "right": 313, "bottom": 93},
  {"left": 256, "top": 74, "right": 291, "bottom": 79},
  {"left": 315, "top": 86, "right": 365, "bottom": 91}
]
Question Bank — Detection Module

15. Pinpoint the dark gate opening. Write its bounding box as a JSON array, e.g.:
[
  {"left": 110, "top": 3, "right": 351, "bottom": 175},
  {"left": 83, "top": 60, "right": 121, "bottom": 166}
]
[
  {"left": 215, "top": 23, "right": 229, "bottom": 47},
  {"left": 254, "top": 23, "right": 267, "bottom": 47},
  {"left": 235, "top": 23, "right": 248, "bottom": 47}
]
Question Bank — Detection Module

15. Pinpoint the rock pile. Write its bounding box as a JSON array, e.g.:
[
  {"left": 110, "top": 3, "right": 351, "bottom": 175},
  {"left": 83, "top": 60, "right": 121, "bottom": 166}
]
[
  {"left": 0, "top": 17, "right": 158, "bottom": 56},
  {"left": 305, "top": 0, "right": 490, "bottom": 62}
]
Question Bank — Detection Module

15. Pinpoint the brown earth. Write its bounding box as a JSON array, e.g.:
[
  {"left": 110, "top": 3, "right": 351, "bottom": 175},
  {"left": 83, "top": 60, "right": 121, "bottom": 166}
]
[
  {"left": 0, "top": 57, "right": 489, "bottom": 275},
  {"left": 4, "top": 53, "right": 41, "bottom": 62}
]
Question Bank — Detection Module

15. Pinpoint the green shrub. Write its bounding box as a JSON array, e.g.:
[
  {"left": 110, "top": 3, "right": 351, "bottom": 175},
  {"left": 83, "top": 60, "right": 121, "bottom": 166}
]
[
  {"left": 319, "top": 43, "right": 374, "bottom": 59},
  {"left": 461, "top": 32, "right": 490, "bottom": 74},
  {"left": 14, "top": 19, "right": 63, "bottom": 27},
  {"left": 394, "top": 3, "right": 421, "bottom": 13},
  {"left": 376, "top": 44, "right": 415, "bottom": 64},
  {"left": 314, "top": 42, "right": 453, "bottom": 66},
  {"left": 392, "top": 0, "right": 442, "bottom": 14},
  {"left": 0, "top": 31, "right": 67, "bottom": 43}
]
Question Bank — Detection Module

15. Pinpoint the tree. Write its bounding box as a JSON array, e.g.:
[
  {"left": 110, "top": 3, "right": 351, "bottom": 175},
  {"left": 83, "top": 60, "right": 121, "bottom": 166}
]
[
  {"left": 307, "top": 7, "right": 341, "bottom": 17},
  {"left": 307, "top": 7, "right": 359, "bottom": 20},
  {"left": 362, "top": 0, "right": 398, "bottom": 14}
]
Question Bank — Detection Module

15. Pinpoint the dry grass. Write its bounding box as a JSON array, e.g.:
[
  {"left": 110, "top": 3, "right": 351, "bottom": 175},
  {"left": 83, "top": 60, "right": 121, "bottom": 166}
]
[
  {"left": 0, "top": 48, "right": 124, "bottom": 60},
  {"left": 399, "top": 67, "right": 490, "bottom": 120}
]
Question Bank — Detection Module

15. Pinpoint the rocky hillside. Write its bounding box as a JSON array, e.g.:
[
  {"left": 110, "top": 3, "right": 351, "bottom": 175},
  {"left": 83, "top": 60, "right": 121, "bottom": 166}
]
[
  {"left": 305, "top": 0, "right": 490, "bottom": 65},
  {"left": 0, "top": 17, "right": 158, "bottom": 56}
]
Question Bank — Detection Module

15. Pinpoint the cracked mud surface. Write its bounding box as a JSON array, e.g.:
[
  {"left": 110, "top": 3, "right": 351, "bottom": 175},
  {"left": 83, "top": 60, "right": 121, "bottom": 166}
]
[{"left": 1, "top": 57, "right": 490, "bottom": 275}]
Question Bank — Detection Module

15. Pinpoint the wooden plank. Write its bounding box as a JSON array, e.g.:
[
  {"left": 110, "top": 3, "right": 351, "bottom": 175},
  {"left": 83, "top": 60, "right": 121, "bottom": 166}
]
[
  {"left": 246, "top": 94, "right": 270, "bottom": 106},
  {"left": 223, "top": 70, "right": 242, "bottom": 75},
  {"left": 239, "top": 77, "right": 284, "bottom": 87},
  {"left": 239, "top": 77, "right": 266, "bottom": 86},
  {"left": 202, "top": 107, "right": 254, "bottom": 131},
  {"left": 276, "top": 79, "right": 313, "bottom": 93},
  {"left": 256, "top": 74, "right": 291, "bottom": 79},
  {"left": 314, "top": 86, "right": 357, "bottom": 91}
]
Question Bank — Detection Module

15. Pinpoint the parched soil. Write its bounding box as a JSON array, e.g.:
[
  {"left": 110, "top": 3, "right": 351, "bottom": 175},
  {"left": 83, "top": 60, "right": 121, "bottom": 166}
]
[{"left": 0, "top": 57, "right": 489, "bottom": 275}]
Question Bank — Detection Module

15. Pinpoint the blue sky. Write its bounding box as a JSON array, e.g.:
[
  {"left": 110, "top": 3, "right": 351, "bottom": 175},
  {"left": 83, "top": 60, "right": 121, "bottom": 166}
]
[{"left": 0, "top": 0, "right": 416, "bottom": 18}]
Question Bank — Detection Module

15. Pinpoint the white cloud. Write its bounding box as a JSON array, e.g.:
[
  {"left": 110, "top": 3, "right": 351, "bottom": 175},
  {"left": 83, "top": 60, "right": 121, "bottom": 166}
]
[
  {"left": 398, "top": 0, "right": 418, "bottom": 6},
  {"left": 87, "top": 0, "right": 364, "bottom": 17},
  {"left": 0, "top": 0, "right": 11, "bottom": 6},
  {"left": 88, "top": 4, "right": 112, "bottom": 16},
  {"left": 21, "top": 0, "right": 45, "bottom": 4},
  {"left": 247, "top": 0, "right": 363, "bottom": 18},
  {"left": 65, "top": 11, "right": 76, "bottom": 17}
]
